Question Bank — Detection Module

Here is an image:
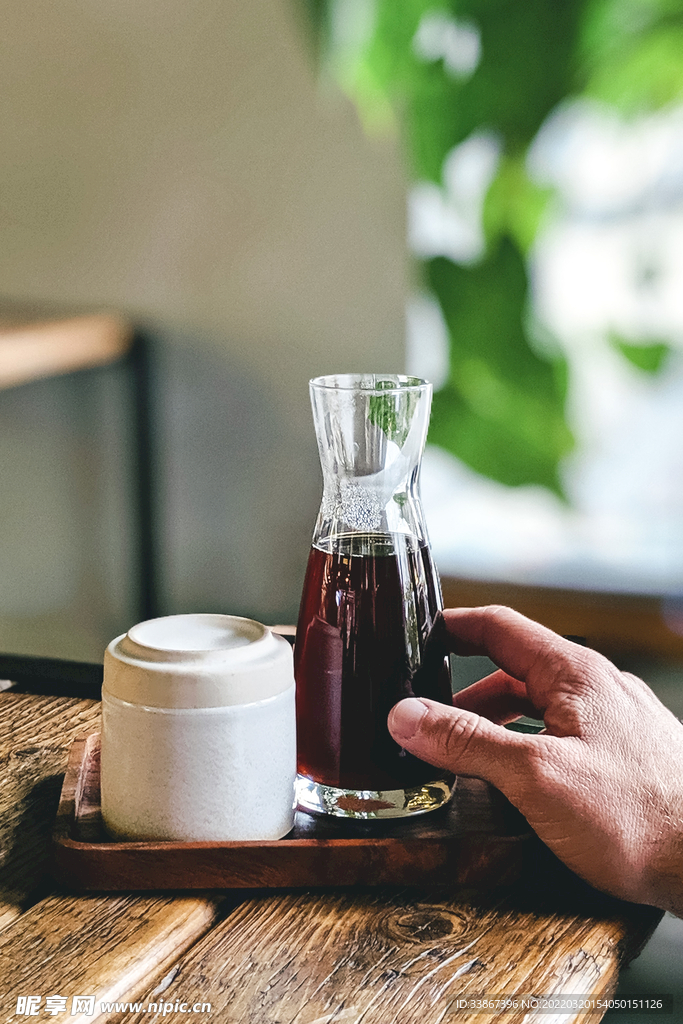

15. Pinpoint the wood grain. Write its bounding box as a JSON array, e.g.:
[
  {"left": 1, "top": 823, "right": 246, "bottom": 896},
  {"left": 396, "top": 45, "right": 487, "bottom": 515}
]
[
  {"left": 0, "top": 892, "right": 222, "bottom": 1024},
  {"left": 0, "top": 693, "right": 100, "bottom": 929},
  {"left": 0, "top": 692, "right": 101, "bottom": 753},
  {"left": 113, "top": 885, "right": 660, "bottom": 1024},
  {"left": 0, "top": 692, "right": 663, "bottom": 1024}
]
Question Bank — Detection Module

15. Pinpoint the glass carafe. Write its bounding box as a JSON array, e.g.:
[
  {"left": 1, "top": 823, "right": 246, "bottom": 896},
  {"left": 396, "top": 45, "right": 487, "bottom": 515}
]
[{"left": 294, "top": 374, "right": 454, "bottom": 818}]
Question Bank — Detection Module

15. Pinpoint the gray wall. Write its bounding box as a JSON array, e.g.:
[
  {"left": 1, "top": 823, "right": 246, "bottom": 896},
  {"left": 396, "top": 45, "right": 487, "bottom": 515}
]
[{"left": 0, "top": 0, "right": 406, "bottom": 660}]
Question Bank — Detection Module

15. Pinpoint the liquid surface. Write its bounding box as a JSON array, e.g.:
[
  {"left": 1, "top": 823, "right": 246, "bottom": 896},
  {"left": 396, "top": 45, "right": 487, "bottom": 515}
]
[{"left": 294, "top": 534, "right": 452, "bottom": 791}]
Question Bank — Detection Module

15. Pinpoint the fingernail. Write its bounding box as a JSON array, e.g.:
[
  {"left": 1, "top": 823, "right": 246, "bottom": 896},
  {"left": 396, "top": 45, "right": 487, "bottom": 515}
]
[{"left": 389, "top": 698, "right": 427, "bottom": 743}]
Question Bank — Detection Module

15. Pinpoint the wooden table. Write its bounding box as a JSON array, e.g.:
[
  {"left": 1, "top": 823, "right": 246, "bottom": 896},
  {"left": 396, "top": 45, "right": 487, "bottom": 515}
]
[{"left": 0, "top": 690, "right": 663, "bottom": 1024}]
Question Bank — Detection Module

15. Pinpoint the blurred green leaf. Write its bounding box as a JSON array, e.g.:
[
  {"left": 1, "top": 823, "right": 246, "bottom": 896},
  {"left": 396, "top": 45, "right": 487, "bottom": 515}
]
[
  {"left": 483, "top": 155, "right": 553, "bottom": 253},
  {"left": 426, "top": 241, "right": 573, "bottom": 494},
  {"left": 586, "top": 25, "right": 683, "bottom": 111},
  {"left": 610, "top": 336, "right": 672, "bottom": 372},
  {"left": 580, "top": 0, "right": 683, "bottom": 110}
]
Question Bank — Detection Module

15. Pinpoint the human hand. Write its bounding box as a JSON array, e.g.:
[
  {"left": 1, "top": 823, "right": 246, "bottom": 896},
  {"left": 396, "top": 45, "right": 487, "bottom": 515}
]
[{"left": 388, "top": 606, "right": 683, "bottom": 915}]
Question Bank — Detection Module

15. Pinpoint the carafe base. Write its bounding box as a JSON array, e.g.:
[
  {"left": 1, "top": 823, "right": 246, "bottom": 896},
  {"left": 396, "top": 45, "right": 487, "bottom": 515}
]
[{"left": 296, "top": 773, "right": 453, "bottom": 819}]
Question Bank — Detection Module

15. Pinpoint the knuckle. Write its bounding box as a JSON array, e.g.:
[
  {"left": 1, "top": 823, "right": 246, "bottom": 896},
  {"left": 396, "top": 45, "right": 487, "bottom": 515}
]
[
  {"left": 538, "top": 642, "right": 607, "bottom": 693},
  {"left": 481, "top": 603, "right": 516, "bottom": 621}
]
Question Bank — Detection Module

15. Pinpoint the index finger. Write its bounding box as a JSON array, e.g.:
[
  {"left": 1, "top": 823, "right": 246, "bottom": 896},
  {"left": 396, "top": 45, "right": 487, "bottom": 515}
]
[{"left": 440, "top": 605, "right": 596, "bottom": 703}]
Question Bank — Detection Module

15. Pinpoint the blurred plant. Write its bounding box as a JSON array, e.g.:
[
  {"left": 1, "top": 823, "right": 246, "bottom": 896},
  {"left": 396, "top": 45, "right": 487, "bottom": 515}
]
[{"left": 298, "top": 0, "right": 683, "bottom": 495}]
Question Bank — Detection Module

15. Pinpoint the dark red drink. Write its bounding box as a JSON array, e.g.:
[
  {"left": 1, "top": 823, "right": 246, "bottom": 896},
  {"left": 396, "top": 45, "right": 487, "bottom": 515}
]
[{"left": 294, "top": 533, "right": 453, "bottom": 792}]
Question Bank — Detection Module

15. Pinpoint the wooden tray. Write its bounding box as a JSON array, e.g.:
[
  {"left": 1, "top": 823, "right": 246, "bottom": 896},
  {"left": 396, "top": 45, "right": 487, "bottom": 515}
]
[{"left": 51, "top": 733, "right": 533, "bottom": 891}]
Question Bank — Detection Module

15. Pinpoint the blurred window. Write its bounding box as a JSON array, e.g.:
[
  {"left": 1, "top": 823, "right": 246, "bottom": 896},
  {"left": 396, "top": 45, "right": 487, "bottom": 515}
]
[{"left": 412, "top": 99, "right": 683, "bottom": 595}]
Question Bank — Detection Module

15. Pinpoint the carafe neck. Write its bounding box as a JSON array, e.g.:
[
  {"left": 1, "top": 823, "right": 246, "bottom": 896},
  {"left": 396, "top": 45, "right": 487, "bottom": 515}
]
[{"left": 309, "top": 374, "right": 432, "bottom": 551}]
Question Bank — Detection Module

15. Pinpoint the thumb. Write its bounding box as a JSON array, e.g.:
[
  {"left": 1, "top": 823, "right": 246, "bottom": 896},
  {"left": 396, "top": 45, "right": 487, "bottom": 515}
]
[{"left": 388, "top": 697, "right": 530, "bottom": 792}]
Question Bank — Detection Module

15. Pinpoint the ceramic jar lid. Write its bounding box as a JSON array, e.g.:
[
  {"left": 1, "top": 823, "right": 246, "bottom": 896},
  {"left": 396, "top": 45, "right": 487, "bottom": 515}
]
[{"left": 103, "top": 613, "right": 294, "bottom": 709}]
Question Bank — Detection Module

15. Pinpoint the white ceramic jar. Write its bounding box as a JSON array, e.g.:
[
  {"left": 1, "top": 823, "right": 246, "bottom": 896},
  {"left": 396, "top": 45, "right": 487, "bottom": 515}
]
[{"left": 101, "top": 613, "right": 296, "bottom": 842}]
